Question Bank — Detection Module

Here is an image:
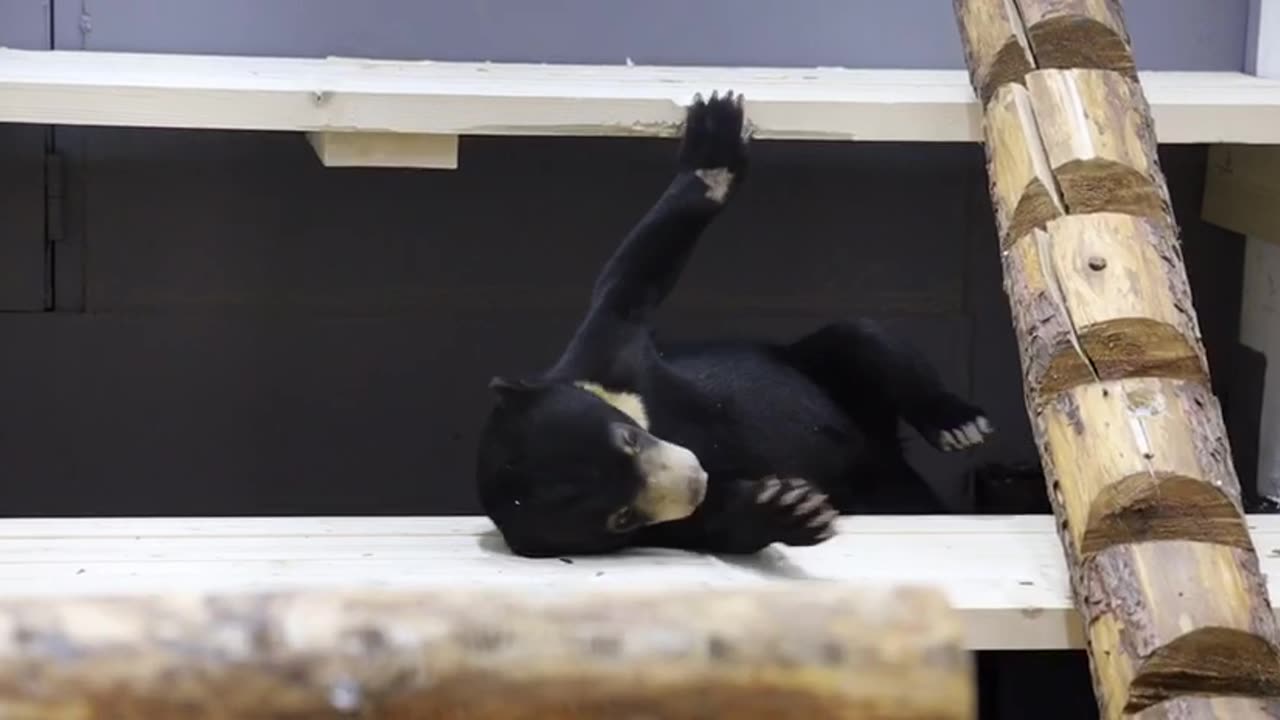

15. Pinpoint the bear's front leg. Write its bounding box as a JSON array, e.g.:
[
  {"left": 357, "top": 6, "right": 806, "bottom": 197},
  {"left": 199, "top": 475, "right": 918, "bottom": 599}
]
[{"left": 695, "top": 476, "right": 839, "bottom": 554}]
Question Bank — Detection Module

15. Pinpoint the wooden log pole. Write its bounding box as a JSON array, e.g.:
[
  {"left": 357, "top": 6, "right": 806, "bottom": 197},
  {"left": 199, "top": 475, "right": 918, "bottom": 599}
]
[
  {"left": 953, "top": 1, "right": 1280, "bottom": 718},
  {"left": 0, "top": 585, "right": 973, "bottom": 720}
]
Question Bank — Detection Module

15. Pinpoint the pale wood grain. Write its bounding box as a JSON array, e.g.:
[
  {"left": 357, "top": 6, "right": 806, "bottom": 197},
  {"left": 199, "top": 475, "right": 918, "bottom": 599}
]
[{"left": 0, "top": 515, "right": 1279, "bottom": 654}]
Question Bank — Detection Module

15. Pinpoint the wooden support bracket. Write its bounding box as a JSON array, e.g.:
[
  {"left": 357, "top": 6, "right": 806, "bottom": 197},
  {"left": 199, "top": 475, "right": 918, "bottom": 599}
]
[
  {"left": 0, "top": 585, "right": 972, "bottom": 720},
  {"left": 953, "top": 0, "right": 1280, "bottom": 717},
  {"left": 1202, "top": 144, "right": 1280, "bottom": 245},
  {"left": 306, "top": 131, "right": 460, "bottom": 169}
]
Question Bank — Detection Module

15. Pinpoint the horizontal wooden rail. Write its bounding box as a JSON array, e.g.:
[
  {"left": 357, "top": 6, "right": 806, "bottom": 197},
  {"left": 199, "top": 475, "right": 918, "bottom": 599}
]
[
  {"left": 0, "top": 50, "right": 1277, "bottom": 160},
  {"left": 1, "top": 514, "right": 1279, "bottom": 650},
  {"left": 0, "top": 585, "right": 974, "bottom": 719}
]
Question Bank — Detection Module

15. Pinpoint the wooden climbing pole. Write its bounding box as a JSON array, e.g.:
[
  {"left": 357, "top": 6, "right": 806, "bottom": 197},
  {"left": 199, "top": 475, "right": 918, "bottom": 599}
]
[{"left": 952, "top": 1, "right": 1280, "bottom": 717}]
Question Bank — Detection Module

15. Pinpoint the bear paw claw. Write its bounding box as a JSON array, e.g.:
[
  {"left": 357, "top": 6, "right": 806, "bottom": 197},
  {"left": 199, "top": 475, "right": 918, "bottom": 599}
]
[
  {"left": 753, "top": 476, "right": 837, "bottom": 547},
  {"left": 938, "top": 415, "right": 994, "bottom": 452},
  {"left": 912, "top": 394, "right": 996, "bottom": 453}
]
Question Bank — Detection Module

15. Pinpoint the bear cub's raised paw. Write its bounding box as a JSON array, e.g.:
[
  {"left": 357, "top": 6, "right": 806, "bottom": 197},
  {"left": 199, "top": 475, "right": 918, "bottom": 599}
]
[{"left": 678, "top": 90, "right": 750, "bottom": 203}]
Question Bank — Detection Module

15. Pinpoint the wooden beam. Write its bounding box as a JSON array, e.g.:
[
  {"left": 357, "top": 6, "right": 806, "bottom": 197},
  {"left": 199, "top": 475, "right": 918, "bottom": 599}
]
[
  {"left": 306, "top": 131, "right": 459, "bottom": 169},
  {"left": 7, "top": 515, "right": 1280, "bottom": 654},
  {"left": 0, "top": 49, "right": 1279, "bottom": 154},
  {"left": 0, "top": 515, "right": 1084, "bottom": 653},
  {"left": 953, "top": 1, "right": 1280, "bottom": 717},
  {"left": 1203, "top": 143, "right": 1280, "bottom": 245},
  {"left": 0, "top": 585, "right": 973, "bottom": 719}
]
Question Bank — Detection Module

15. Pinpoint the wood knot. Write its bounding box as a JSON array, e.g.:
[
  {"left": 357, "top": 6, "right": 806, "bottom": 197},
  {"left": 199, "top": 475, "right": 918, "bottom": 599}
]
[
  {"left": 708, "top": 635, "right": 733, "bottom": 660},
  {"left": 1087, "top": 256, "right": 1108, "bottom": 271}
]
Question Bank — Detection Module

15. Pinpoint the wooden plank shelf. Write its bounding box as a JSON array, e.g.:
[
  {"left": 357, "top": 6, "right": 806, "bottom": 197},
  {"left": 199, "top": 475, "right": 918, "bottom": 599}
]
[
  {"left": 1, "top": 49, "right": 1280, "bottom": 168},
  {"left": 3, "top": 514, "right": 1280, "bottom": 651}
]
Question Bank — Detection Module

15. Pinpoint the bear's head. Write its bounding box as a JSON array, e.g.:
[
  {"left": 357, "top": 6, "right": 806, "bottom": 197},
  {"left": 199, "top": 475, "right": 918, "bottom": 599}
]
[{"left": 475, "top": 376, "right": 708, "bottom": 557}]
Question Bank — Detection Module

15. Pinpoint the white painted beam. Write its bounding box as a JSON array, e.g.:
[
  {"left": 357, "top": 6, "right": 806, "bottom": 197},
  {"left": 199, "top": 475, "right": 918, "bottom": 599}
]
[{"left": 0, "top": 49, "right": 1279, "bottom": 161}]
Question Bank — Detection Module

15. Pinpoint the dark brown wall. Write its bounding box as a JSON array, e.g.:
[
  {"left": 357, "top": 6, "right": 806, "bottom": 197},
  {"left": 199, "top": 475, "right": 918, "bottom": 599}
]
[{"left": 0, "top": 131, "right": 1245, "bottom": 520}]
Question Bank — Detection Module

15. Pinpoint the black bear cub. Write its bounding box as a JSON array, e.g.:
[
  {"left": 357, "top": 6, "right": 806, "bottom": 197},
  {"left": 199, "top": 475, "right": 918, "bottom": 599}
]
[{"left": 476, "top": 91, "right": 994, "bottom": 558}]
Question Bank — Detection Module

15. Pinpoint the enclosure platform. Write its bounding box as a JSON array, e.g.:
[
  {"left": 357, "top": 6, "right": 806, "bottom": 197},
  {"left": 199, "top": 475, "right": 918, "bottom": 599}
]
[
  {"left": 1, "top": 49, "right": 1279, "bottom": 168},
  {"left": 3, "top": 513, "right": 1279, "bottom": 651}
]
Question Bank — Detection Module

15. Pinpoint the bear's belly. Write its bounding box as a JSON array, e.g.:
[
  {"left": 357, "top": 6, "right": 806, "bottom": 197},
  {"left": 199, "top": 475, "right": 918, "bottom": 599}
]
[{"left": 652, "top": 347, "right": 867, "bottom": 492}]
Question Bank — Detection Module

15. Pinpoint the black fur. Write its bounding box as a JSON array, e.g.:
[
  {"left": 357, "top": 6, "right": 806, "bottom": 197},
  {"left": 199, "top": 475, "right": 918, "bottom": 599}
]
[{"left": 476, "top": 91, "right": 994, "bottom": 557}]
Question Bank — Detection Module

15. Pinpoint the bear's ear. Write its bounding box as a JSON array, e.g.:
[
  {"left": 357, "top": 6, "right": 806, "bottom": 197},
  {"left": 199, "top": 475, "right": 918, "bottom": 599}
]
[{"left": 488, "top": 376, "right": 545, "bottom": 405}]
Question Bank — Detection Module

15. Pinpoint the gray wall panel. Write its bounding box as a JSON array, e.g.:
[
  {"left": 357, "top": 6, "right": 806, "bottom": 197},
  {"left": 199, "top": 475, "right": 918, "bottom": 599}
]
[
  {"left": 79, "top": 133, "right": 969, "bottom": 317},
  {"left": 0, "top": 1, "right": 49, "bottom": 310},
  {"left": 5, "top": 131, "right": 986, "bottom": 515},
  {"left": 63, "top": 0, "right": 1248, "bottom": 71},
  {"left": 0, "top": 0, "right": 49, "bottom": 49},
  {"left": 0, "top": 126, "right": 47, "bottom": 310},
  {"left": 0, "top": 311, "right": 973, "bottom": 516},
  {"left": 0, "top": 130, "right": 1243, "bottom": 518}
]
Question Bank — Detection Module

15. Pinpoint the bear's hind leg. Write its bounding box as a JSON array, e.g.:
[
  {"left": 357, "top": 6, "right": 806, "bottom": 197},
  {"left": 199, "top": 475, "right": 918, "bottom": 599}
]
[{"left": 784, "top": 319, "right": 994, "bottom": 453}]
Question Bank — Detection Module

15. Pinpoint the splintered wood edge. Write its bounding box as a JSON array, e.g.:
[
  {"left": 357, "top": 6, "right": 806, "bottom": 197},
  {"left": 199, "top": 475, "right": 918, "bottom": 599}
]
[
  {"left": 1081, "top": 543, "right": 1280, "bottom": 717},
  {"left": 0, "top": 586, "right": 974, "bottom": 719},
  {"left": 1017, "top": 0, "right": 1137, "bottom": 77},
  {"left": 1039, "top": 378, "right": 1246, "bottom": 556},
  {"left": 984, "top": 82, "right": 1064, "bottom": 248},
  {"left": 1039, "top": 213, "right": 1206, "bottom": 392},
  {"left": 952, "top": 0, "right": 1035, "bottom": 104},
  {"left": 955, "top": 0, "right": 1138, "bottom": 105},
  {"left": 1024, "top": 68, "right": 1174, "bottom": 228},
  {"left": 1038, "top": 318, "right": 1204, "bottom": 395},
  {"left": 1001, "top": 214, "right": 1207, "bottom": 401}
]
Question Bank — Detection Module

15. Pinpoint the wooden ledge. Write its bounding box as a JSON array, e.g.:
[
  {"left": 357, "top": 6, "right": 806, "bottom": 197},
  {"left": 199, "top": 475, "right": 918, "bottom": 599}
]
[
  {"left": 0, "top": 514, "right": 1278, "bottom": 651},
  {"left": 1, "top": 49, "right": 1280, "bottom": 168}
]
